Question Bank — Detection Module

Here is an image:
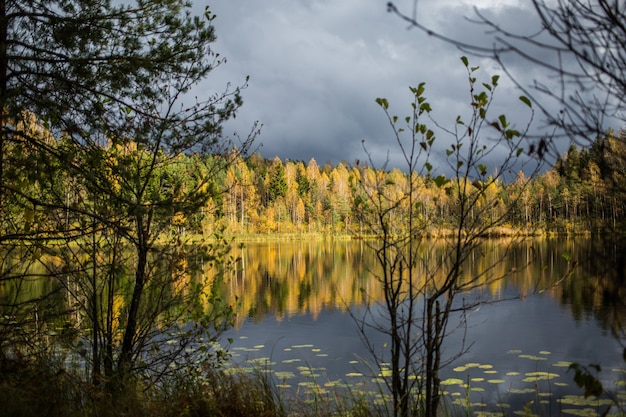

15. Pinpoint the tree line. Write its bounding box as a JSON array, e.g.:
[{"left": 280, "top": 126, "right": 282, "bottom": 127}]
[
  {"left": 6, "top": 116, "right": 625, "bottom": 241},
  {"left": 205, "top": 131, "right": 626, "bottom": 237}
]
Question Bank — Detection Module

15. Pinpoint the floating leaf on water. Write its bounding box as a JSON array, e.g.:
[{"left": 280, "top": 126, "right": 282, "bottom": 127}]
[
  {"left": 450, "top": 392, "right": 462, "bottom": 397},
  {"left": 484, "top": 370, "right": 498, "bottom": 374},
  {"left": 519, "top": 354, "right": 547, "bottom": 361},
  {"left": 283, "top": 348, "right": 292, "bottom": 351},
  {"left": 561, "top": 408, "right": 600, "bottom": 416},
  {"left": 487, "top": 379, "right": 506, "bottom": 384},
  {"left": 253, "top": 345, "right": 265, "bottom": 349},
  {"left": 557, "top": 395, "right": 612, "bottom": 407},
  {"left": 471, "top": 377, "right": 485, "bottom": 382},
  {"left": 239, "top": 336, "right": 248, "bottom": 339},
  {"left": 282, "top": 359, "right": 301, "bottom": 364},
  {"left": 379, "top": 368, "right": 392, "bottom": 377},
  {"left": 276, "top": 384, "right": 291, "bottom": 389},
  {"left": 539, "top": 351, "right": 551, "bottom": 355},
  {"left": 440, "top": 378, "right": 465, "bottom": 386},
  {"left": 292, "top": 344, "right": 314, "bottom": 349},
  {"left": 495, "top": 403, "right": 511, "bottom": 409},
  {"left": 555, "top": 382, "right": 568, "bottom": 387},
  {"left": 478, "top": 364, "right": 494, "bottom": 369},
  {"left": 538, "top": 392, "right": 553, "bottom": 397},
  {"left": 507, "top": 350, "right": 522, "bottom": 355},
  {"left": 611, "top": 368, "right": 626, "bottom": 374},
  {"left": 297, "top": 366, "right": 324, "bottom": 371},
  {"left": 349, "top": 360, "right": 359, "bottom": 364},
  {"left": 553, "top": 361, "right": 573, "bottom": 367},
  {"left": 316, "top": 354, "right": 328, "bottom": 357},
  {"left": 453, "top": 366, "right": 468, "bottom": 372},
  {"left": 615, "top": 380, "right": 626, "bottom": 387},
  {"left": 506, "top": 372, "right": 520, "bottom": 376},
  {"left": 508, "top": 388, "right": 537, "bottom": 394},
  {"left": 371, "top": 377, "right": 385, "bottom": 384},
  {"left": 465, "top": 363, "right": 481, "bottom": 368},
  {"left": 274, "top": 371, "right": 295, "bottom": 379},
  {"left": 522, "top": 371, "right": 559, "bottom": 382},
  {"left": 346, "top": 372, "right": 363, "bottom": 377},
  {"left": 311, "top": 348, "right": 321, "bottom": 352},
  {"left": 471, "top": 387, "right": 486, "bottom": 392}
]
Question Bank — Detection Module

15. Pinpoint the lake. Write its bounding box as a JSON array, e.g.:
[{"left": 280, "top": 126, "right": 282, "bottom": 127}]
[{"left": 218, "top": 237, "right": 626, "bottom": 414}]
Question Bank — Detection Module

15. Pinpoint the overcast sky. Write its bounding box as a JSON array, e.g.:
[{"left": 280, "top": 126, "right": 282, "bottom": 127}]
[{"left": 204, "top": 0, "right": 556, "bottom": 173}]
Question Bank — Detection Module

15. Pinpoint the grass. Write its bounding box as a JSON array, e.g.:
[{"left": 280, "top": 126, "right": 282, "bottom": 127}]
[{"left": 1, "top": 352, "right": 625, "bottom": 417}]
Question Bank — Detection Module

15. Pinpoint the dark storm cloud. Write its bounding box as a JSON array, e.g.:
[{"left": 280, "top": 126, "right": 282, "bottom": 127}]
[{"left": 204, "top": 0, "right": 554, "bottom": 174}]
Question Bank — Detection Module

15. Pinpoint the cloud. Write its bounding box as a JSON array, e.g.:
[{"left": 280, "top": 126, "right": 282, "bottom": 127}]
[{"left": 204, "top": 0, "right": 557, "bottom": 175}]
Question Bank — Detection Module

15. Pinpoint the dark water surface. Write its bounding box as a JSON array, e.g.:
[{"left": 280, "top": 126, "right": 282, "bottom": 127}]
[{"left": 221, "top": 237, "right": 626, "bottom": 413}]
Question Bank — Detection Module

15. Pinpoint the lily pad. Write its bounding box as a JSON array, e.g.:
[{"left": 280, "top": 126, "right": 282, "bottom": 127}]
[
  {"left": 487, "top": 379, "right": 506, "bottom": 384},
  {"left": 557, "top": 395, "right": 612, "bottom": 407},
  {"left": 522, "top": 371, "right": 559, "bottom": 382},
  {"left": 519, "top": 354, "right": 547, "bottom": 361},
  {"left": 508, "top": 388, "right": 536, "bottom": 394},
  {"left": 346, "top": 372, "right": 363, "bottom": 377},
  {"left": 441, "top": 378, "right": 465, "bottom": 386},
  {"left": 274, "top": 371, "right": 296, "bottom": 379},
  {"left": 561, "top": 408, "right": 600, "bottom": 416}
]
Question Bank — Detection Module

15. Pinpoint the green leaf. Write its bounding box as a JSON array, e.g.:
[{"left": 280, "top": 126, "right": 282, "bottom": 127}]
[
  {"left": 562, "top": 252, "right": 572, "bottom": 262},
  {"left": 433, "top": 175, "right": 449, "bottom": 188},
  {"left": 460, "top": 56, "right": 469, "bottom": 67},
  {"left": 491, "top": 75, "right": 499, "bottom": 86},
  {"left": 498, "top": 114, "right": 507, "bottom": 128},
  {"left": 375, "top": 97, "right": 389, "bottom": 109},
  {"left": 416, "top": 82, "right": 426, "bottom": 97},
  {"left": 519, "top": 95, "right": 532, "bottom": 108},
  {"left": 516, "top": 148, "right": 524, "bottom": 157},
  {"left": 425, "top": 162, "right": 432, "bottom": 172}
]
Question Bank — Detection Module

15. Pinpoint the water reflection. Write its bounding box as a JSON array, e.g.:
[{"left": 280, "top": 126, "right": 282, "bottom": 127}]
[
  {"left": 216, "top": 237, "right": 626, "bottom": 413},
  {"left": 213, "top": 237, "right": 626, "bottom": 343}
]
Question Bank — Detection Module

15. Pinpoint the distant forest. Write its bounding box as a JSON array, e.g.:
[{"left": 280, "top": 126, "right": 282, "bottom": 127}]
[
  {"left": 207, "top": 130, "right": 626, "bottom": 236},
  {"left": 8, "top": 114, "right": 626, "bottom": 238}
]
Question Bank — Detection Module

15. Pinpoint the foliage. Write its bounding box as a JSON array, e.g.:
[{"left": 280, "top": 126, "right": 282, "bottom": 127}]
[
  {"left": 0, "top": 0, "right": 257, "bottom": 397},
  {"left": 350, "top": 58, "right": 542, "bottom": 417}
]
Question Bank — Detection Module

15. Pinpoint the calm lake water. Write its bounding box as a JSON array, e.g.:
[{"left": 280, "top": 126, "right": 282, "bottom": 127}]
[{"left": 219, "top": 237, "right": 626, "bottom": 414}]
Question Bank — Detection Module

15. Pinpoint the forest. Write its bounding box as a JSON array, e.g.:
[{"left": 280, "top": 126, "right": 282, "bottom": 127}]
[
  {"left": 8, "top": 110, "right": 626, "bottom": 237},
  {"left": 6, "top": 112, "right": 626, "bottom": 241}
]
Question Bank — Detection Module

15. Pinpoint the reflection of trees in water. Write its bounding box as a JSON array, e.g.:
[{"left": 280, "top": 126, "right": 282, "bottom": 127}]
[
  {"left": 219, "top": 239, "right": 625, "bottom": 335},
  {"left": 562, "top": 236, "right": 626, "bottom": 348}
]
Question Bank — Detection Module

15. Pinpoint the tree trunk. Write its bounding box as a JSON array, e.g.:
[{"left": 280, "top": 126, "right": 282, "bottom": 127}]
[{"left": 118, "top": 217, "right": 149, "bottom": 380}]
